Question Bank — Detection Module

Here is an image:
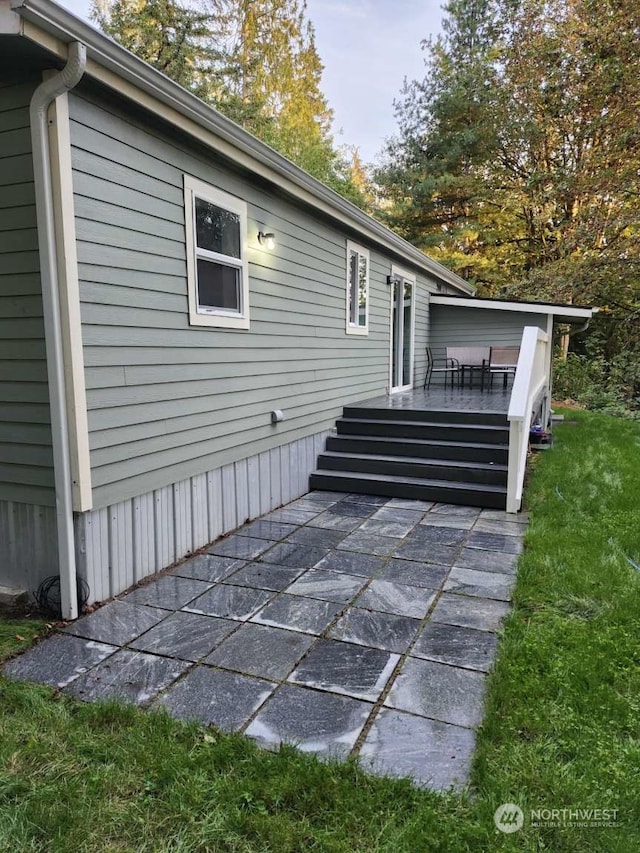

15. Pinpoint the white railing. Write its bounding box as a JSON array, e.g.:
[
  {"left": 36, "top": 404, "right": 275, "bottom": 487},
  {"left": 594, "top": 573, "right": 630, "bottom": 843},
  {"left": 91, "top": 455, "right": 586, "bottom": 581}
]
[{"left": 506, "top": 326, "right": 550, "bottom": 513}]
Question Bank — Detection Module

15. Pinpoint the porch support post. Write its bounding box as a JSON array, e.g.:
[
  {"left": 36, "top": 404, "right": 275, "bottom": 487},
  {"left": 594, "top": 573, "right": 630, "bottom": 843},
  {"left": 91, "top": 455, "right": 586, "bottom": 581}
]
[{"left": 543, "top": 313, "right": 554, "bottom": 429}]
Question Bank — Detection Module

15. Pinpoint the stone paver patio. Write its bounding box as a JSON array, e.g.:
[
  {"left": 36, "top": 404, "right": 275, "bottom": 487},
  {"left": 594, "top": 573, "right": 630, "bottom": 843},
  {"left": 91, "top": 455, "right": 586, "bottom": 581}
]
[{"left": 3, "top": 492, "right": 527, "bottom": 790}]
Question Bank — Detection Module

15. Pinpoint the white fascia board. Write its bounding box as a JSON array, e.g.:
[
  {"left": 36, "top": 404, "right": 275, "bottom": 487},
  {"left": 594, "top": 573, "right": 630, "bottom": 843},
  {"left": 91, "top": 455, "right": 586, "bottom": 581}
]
[
  {"left": 9, "top": 0, "right": 475, "bottom": 296},
  {"left": 430, "top": 295, "right": 596, "bottom": 321}
]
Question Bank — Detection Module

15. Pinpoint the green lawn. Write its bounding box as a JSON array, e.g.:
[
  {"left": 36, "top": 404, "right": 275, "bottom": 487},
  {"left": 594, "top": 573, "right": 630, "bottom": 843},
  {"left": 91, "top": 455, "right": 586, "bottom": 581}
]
[{"left": 1, "top": 409, "right": 639, "bottom": 852}]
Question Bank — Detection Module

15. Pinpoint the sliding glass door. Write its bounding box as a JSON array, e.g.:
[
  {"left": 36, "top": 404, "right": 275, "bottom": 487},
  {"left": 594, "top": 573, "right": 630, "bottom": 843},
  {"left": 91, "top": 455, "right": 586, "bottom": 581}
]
[{"left": 390, "top": 270, "right": 415, "bottom": 392}]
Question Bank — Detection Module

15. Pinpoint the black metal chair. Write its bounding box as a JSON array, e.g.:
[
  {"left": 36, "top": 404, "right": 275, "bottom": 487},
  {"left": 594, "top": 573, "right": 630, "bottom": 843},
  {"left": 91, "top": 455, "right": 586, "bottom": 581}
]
[{"left": 424, "top": 347, "right": 461, "bottom": 389}]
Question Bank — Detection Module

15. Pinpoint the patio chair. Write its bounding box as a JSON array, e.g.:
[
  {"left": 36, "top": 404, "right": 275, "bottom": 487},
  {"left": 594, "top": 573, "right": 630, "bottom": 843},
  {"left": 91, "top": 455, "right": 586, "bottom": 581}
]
[
  {"left": 489, "top": 346, "right": 520, "bottom": 388},
  {"left": 446, "top": 346, "right": 491, "bottom": 390},
  {"left": 424, "top": 347, "right": 461, "bottom": 389}
]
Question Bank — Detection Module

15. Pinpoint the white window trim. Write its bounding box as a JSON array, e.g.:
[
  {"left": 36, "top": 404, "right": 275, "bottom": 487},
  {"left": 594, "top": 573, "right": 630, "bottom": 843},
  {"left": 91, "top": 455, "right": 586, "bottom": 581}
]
[
  {"left": 345, "top": 240, "right": 370, "bottom": 336},
  {"left": 184, "top": 174, "right": 250, "bottom": 329}
]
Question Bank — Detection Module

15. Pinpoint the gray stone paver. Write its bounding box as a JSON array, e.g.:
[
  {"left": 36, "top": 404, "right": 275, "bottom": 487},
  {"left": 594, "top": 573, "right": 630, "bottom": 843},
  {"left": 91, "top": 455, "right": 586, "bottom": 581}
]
[
  {"left": 250, "top": 593, "right": 343, "bottom": 635},
  {"left": 4, "top": 489, "right": 527, "bottom": 792},
  {"left": 120, "top": 576, "right": 212, "bottom": 610},
  {"left": 328, "top": 608, "right": 422, "bottom": 654},
  {"left": 356, "top": 579, "right": 436, "bottom": 619},
  {"left": 454, "top": 547, "right": 519, "bottom": 575},
  {"left": 170, "top": 554, "right": 246, "bottom": 582},
  {"left": 207, "top": 535, "right": 277, "bottom": 560},
  {"left": 2, "top": 633, "right": 117, "bottom": 688},
  {"left": 285, "top": 569, "right": 367, "bottom": 603},
  {"left": 64, "top": 649, "right": 189, "bottom": 706},
  {"left": 153, "top": 665, "right": 274, "bottom": 730},
  {"left": 472, "top": 518, "right": 528, "bottom": 537},
  {"left": 224, "top": 562, "right": 305, "bottom": 591},
  {"left": 206, "top": 623, "right": 314, "bottom": 680},
  {"left": 384, "top": 657, "right": 486, "bottom": 728},
  {"left": 377, "top": 558, "right": 449, "bottom": 589},
  {"left": 245, "top": 684, "right": 372, "bottom": 758},
  {"left": 411, "top": 622, "right": 499, "bottom": 672},
  {"left": 431, "top": 592, "right": 511, "bottom": 633},
  {"left": 61, "top": 600, "right": 166, "bottom": 646},
  {"left": 288, "top": 638, "right": 399, "bottom": 702},
  {"left": 360, "top": 708, "right": 476, "bottom": 790},
  {"left": 444, "top": 566, "right": 515, "bottom": 602},
  {"left": 129, "top": 611, "right": 238, "bottom": 661},
  {"left": 184, "top": 585, "right": 274, "bottom": 620}
]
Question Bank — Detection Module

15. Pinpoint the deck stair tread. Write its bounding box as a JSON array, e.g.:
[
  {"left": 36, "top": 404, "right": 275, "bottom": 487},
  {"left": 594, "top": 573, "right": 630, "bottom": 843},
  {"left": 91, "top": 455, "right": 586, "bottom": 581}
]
[
  {"left": 310, "top": 470, "right": 507, "bottom": 495},
  {"left": 339, "top": 416, "right": 508, "bottom": 432},
  {"left": 327, "top": 435, "right": 509, "bottom": 453},
  {"left": 319, "top": 450, "right": 508, "bottom": 473}
]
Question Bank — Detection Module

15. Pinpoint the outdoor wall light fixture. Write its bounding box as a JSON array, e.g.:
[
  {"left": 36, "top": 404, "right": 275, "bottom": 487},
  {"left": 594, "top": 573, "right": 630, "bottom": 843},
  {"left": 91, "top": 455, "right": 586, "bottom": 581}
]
[
  {"left": 387, "top": 274, "right": 401, "bottom": 286},
  {"left": 258, "top": 231, "right": 276, "bottom": 250}
]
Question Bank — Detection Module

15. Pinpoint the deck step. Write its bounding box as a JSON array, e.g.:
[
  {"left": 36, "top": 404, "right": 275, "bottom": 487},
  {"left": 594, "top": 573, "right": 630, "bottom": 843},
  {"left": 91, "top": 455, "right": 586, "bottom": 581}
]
[
  {"left": 317, "top": 451, "right": 508, "bottom": 487},
  {"left": 326, "top": 434, "right": 509, "bottom": 464},
  {"left": 309, "top": 470, "right": 508, "bottom": 510},
  {"left": 343, "top": 405, "right": 507, "bottom": 428},
  {"left": 312, "top": 401, "right": 511, "bottom": 510},
  {"left": 337, "top": 417, "right": 509, "bottom": 444}
]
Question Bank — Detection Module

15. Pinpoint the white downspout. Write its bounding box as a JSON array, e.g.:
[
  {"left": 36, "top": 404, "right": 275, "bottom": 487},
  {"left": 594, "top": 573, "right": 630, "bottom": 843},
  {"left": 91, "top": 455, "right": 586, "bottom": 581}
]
[{"left": 30, "top": 42, "right": 87, "bottom": 620}]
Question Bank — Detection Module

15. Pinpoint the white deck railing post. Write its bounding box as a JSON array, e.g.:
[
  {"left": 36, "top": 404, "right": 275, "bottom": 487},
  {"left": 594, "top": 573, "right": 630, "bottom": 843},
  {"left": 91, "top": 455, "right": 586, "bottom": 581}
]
[{"left": 506, "top": 326, "right": 550, "bottom": 513}]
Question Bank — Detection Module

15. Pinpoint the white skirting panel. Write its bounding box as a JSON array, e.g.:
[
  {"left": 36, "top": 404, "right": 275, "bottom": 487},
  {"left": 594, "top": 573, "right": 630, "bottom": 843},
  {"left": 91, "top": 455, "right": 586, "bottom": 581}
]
[
  {"left": 75, "top": 430, "right": 330, "bottom": 604},
  {"left": 0, "top": 500, "right": 58, "bottom": 595}
]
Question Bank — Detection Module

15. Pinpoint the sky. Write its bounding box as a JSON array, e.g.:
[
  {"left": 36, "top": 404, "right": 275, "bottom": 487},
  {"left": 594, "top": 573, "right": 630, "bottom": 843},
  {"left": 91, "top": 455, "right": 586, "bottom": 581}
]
[{"left": 58, "top": 0, "right": 444, "bottom": 164}]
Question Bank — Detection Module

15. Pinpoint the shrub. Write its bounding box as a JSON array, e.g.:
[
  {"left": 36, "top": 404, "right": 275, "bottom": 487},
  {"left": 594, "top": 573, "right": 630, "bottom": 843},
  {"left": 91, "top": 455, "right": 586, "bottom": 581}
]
[{"left": 553, "top": 353, "right": 637, "bottom": 418}]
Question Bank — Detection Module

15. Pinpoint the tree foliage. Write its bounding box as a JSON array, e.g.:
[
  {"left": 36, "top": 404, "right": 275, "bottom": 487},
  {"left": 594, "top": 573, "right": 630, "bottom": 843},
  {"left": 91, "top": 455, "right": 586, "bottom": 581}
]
[
  {"left": 91, "top": 0, "right": 367, "bottom": 204},
  {"left": 376, "top": 0, "right": 640, "bottom": 394}
]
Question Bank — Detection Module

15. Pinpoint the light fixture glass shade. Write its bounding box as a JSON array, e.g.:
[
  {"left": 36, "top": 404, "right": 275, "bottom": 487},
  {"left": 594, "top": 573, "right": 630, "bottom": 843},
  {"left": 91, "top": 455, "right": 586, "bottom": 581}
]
[{"left": 258, "top": 231, "right": 276, "bottom": 250}]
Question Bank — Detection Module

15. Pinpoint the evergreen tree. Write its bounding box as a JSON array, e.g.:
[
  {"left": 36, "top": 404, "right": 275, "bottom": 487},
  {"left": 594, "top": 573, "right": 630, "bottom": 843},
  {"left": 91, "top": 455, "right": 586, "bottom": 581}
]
[
  {"left": 92, "top": 0, "right": 366, "bottom": 204},
  {"left": 91, "top": 0, "right": 216, "bottom": 95},
  {"left": 376, "top": 0, "right": 640, "bottom": 385}
]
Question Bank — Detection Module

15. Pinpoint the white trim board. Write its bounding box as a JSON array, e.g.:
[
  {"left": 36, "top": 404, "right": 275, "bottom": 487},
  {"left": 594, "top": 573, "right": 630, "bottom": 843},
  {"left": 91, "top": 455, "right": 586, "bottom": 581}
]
[
  {"left": 47, "top": 84, "right": 93, "bottom": 511},
  {"left": 430, "top": 295, "right": 596, "bottom": 322}
]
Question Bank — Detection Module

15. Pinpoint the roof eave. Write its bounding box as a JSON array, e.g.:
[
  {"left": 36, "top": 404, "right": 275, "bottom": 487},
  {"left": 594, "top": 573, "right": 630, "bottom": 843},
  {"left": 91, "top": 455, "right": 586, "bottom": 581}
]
[{"left": 430, "top": 294, "right": 596, "bottom": 321}]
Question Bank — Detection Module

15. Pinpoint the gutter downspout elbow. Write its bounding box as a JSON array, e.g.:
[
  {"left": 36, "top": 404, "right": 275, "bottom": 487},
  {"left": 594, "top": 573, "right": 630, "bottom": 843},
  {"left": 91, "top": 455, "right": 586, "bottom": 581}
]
[{"left": 30, "top": 42, "right": 86, "bottom": 620}]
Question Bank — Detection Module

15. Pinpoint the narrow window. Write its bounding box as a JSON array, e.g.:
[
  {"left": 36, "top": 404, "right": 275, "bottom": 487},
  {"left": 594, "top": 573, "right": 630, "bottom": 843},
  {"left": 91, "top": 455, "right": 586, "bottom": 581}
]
[
  {"left": 346, "top": 241, "right": 369, "bottom": 335},
  {"left": 184, "top": 175, "right": 249, "bottom": 329}
]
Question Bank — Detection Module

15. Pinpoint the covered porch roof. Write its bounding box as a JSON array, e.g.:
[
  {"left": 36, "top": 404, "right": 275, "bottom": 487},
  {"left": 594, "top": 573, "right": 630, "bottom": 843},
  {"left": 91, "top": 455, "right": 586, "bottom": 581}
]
[{"left": 430, "top": 294, "right": 597, "bottom": 324}]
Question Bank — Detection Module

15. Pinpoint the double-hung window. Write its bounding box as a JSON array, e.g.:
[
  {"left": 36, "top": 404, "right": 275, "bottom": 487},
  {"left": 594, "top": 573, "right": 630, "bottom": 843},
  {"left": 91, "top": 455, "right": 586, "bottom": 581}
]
[
  {"left": 345, "top": 241, "right": 369, "bottom": 335},
  {"left": 184, "top": 175, "right": 249, "bottom": 329}
]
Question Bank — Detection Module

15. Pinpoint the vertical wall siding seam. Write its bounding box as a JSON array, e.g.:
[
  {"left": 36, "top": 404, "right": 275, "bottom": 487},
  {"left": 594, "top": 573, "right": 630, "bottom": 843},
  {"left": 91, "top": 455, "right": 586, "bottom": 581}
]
[{"left": 73, "top": 428, "right": 330, "bottom": 605}]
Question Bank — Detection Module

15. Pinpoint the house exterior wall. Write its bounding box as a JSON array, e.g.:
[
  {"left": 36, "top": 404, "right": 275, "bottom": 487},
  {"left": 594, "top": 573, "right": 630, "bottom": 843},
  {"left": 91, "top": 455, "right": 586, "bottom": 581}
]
[
  {"left": 68, "top": 84, "right": 437, "bottom": 512},
  {"left": 429, "top": 304, "right": 548, "bottom": 379},
  {"left": 0, "top": 74, "right": 58, "bottom": 595},
  {"left": 76, "top": 429, "right": 330, "bottom": 603},
  {"left": 0, "top": 499, "right": 57, "bottom": 592},
  {"left": 0, "top": 75, "right": 54, "bottom": 508}
]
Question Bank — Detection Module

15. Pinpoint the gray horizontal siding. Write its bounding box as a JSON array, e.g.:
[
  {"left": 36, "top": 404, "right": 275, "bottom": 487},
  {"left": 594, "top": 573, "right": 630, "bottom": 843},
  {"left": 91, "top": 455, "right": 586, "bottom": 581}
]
[
  {"left": 429, "top": 304, "right": 548, "bottom": 385},
  {"left": 0, "top": 76, "right": 53, "bottom": 508},
  {"left": 69, "top": 86, "right": 437, "bottom": 508}
]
